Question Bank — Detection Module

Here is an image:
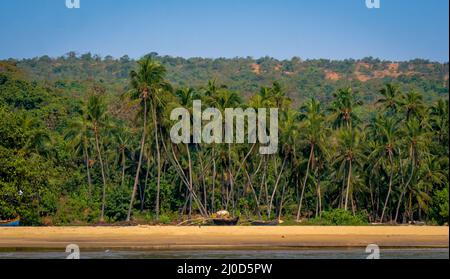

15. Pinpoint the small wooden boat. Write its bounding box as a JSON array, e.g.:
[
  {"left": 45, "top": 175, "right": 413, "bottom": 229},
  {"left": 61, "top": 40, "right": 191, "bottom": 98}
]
[
  {"left": 0, "top": 217, "right": 20, "bottom": 227},
  {"left": 251, "top": 220, "right": 280, "bottom": 226},
  {"left": 212, "top": 217, "right": 239, "bottom": 226}
]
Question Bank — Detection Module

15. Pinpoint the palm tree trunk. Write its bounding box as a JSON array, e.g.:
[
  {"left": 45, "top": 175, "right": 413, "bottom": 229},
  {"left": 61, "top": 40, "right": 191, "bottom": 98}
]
[
  {"left": 121, "top": 148, "right": 126, "bottom": 186},
  {"left": 340, "top": 169, "right": 346, "bottom": 209},
  {"left": 186, "top": 143, "right": 195, "bottom": 216},
  {"left": 244, "top": 168, "right": 262, "bottom": 219},
  {"left": 168, "top": 143, "right": 207, "bottom": 217},
  {"left": 344, "top": 160, "right": 352, "bottom": 211},
  {"left": 94, "top": 131, "right": 107, "bottom": 222},
  {"left": 268, "top": 155, "right": 287, "bottom": 219},
  {"left": 211, "top": 146, "right": 216, "bottom": 213},
  {"left": 381, "top": 153, "right": 394, "bottom": 223},
  {"left": 126, "top": 99, "right": 147, "bottom": 221},
  {"left": 140, "top": 156, "right": 151, "bottom": 213},
  {"left": 278, "top": 180, "right": 287, "bottom": 221},
  {"left": 196, "top": 145, "right": 208, "bottom": 215},
  {"left": 226, "top": 143, "right": 235, "bottom": 210},
  {"left": 84, "top": 145, "right": 92, "bottom": 196},
  {"left": 395, "top": 149, "right": 415, "bottom": 223},
  {"left": 263, "top": 157, "right": 269, "bottom": 211},
  {"left": 152, "top": 105, "right": 162, "bottom": 220},
  {"left": 318, "top": 180, "right": 322, "bottom": 217},
  {"left": 297, "top": 145, "right": 314, "bottom": 221}
]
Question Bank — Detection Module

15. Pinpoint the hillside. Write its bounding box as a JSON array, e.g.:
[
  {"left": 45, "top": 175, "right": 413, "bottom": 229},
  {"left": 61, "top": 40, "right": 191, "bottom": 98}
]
[{"left": 9, "top": 53, "right": 449, "bottom": 104}]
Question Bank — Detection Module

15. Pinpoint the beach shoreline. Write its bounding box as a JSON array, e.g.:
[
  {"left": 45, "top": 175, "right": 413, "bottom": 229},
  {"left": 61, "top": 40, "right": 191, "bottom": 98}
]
[{"left": 0, "top": 226, "right": 448, "bottom": 250}]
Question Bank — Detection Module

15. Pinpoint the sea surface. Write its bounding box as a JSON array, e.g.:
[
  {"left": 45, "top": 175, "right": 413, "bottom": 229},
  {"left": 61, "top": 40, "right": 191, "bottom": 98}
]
[{"left": 0, "top": 248, "right": 448, "bottom": 259}]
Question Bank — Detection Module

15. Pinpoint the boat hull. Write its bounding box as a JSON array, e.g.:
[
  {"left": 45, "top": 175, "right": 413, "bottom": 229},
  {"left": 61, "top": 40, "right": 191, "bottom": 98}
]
[
  {"left": 212, "top": 217, "right": 239, "bottom": 226},
  {"left": 0, "top": 217, "right": 20, "bottom": 227}
]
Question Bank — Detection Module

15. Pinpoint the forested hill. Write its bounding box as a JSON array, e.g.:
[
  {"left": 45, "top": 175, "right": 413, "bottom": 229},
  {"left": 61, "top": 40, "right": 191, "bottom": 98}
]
[
  {"left": 10, "top": 53, "right": 450, "bottom": 103},
  {"left": 1, "top": 56, "right": 449, "bottom": 226}
]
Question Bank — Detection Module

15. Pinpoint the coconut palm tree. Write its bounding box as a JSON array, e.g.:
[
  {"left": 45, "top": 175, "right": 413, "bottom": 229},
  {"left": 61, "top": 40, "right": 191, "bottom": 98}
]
[
  {"left": 65, "top": 113, "right": 93, "bottom": 194},
  {"left": 368, "top": 116, "right": 400, "bottom": 222},
  {"left": 430, "top": 99, "right": 449, "bottom": 145},
  {"left": 209, "top": 89, "right": 242, "bottom": 210},
  {"left": 403, "top": 91, "right": 426, "bottom": 121},
  {"left": 329, "top": 88, "right": 362, "bottom": 130},
  {"left": 333, "top": 128, "right": 366, "bottom": 211},
  {"left": 125, "top": 57, "right": 172, "bottom": 221},
  {"left": 394, "top": 118, "right": 432, "bottom": 222},
  {"left": 377, "top": 83, "right": 404, "bottom": 114},
  {"left": 19, "top": 114, "right": 52, "bottom": 157},
  {"left": 268, "top": 109, "right": 298, "bottom": 219},
  {"left": 87, "top": 94, "right": 108, "bottom": 221},
  {"left": 296, "top": 98, "right": 328, "bottom": 221}
]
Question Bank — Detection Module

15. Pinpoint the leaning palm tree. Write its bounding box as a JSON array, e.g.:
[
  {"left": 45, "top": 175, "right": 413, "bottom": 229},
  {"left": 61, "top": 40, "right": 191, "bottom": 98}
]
[
  {"left": 268, "top": 109, "right": 298, "bottom": 219},
  {"left": 209, "top": 89, "right": 242, "bottom": 210},
  {"left": 125, "top": 57, "right": 172, "bottom": 221},
  {"left": 87, "top": 94, "right": 109, "bottom": 221}
]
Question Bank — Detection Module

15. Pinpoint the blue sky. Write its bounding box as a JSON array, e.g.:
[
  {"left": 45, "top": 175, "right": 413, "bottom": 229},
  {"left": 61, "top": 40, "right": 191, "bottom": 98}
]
[{"left": 0, "top": 0, "right": 448, "bottom": 61}]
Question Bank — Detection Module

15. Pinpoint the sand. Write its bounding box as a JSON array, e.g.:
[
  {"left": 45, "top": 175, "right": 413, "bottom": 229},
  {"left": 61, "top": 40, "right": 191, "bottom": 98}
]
[{"left": 0, "top": 226, "right": 448, "bottom": 250}]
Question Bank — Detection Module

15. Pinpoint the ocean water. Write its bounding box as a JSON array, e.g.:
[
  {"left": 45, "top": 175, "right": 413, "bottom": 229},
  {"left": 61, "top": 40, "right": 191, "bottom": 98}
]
[{"left": 0, "top": 248, "right": 448, "bottom": 259}]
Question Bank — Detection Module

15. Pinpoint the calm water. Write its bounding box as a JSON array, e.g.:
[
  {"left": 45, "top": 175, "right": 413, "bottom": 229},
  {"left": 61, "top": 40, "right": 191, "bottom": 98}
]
[{"left": 0, "top": 248, "right": 448, "bottom": 259}]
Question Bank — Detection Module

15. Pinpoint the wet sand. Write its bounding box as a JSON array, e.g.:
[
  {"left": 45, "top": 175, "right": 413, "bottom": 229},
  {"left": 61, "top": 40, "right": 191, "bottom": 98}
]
[{"left": 0, "top": 226, "right": 448, "bottom": 250}]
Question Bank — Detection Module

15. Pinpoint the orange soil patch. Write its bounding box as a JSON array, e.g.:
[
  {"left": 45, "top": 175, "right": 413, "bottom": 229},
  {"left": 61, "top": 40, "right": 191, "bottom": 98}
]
[
  {"left": 251, "top": 63, "right": 261, "bottom": 75},
  {"left": 325, "top": 71, "right": 341, "bottom": 81},
  {"left": 355, "top": 62, "right": 405, "bottom": 82},
  {"left": 388, "top": 63, "right": 399, "bottom": 72}
]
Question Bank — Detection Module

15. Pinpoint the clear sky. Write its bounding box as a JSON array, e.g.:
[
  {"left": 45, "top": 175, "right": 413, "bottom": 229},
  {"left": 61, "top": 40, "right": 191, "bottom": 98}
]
[{"left": 0, "top": 0, "right": 448, "bottom": 61}]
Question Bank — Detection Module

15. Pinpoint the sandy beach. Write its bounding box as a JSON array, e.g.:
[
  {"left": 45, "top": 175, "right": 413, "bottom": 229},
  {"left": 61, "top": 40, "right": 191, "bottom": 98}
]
[{"left": 0, "top": 226, "right": 448, "bottom": 250}]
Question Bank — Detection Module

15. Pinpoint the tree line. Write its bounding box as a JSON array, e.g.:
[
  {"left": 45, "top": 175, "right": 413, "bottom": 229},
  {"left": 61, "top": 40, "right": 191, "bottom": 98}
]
[{"left": 0, "top": 58, "right": 448, "bottom": 225}]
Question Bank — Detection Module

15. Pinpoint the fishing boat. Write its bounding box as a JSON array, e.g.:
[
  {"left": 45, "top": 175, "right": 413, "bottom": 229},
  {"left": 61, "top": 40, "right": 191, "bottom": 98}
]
[
  {"left": 212, "top": 216, "right": 239, "bottom": 226},
  {"left": 0, "top": 217, "right": 20, "bottom": 227}
]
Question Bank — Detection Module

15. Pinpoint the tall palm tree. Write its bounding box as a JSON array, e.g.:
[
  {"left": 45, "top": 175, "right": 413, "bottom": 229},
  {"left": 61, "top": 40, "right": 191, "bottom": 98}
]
[
  {"left": 174, "top": 87, "right": 200, "bottom": 215},
  {"left": 65, "top": 113, "right": 93, "bottom": 194},
  {"left": 368, "top": 116, "right": 400, "bottom": 222},
  {"left": 394, "top": 118, "right": 431, "bottom": 222},
  {"left": 296, "top": 98, "right": 328, "bottom": 221},
  {"left": 125, "top": 57, "right": 172, "bottom": 221},
  {"left": 268, "top": 109, "right": 298, "bottom": 219},
  {"left": 209, "top": 89, "right": 242, "bottom": 211},
  {"left": 333, "top": 128, "right": 365, "bottom": 211},
  {"left": 87, "top": 94, "right": 108, "bottom": 221}
]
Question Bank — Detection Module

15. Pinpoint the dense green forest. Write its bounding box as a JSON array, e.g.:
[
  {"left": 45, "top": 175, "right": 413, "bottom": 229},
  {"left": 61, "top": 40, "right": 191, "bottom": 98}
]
[
  {"left": 0, "top": 54, "right": 448, "bottom": 226},
  {"left": 13, "top": 53, "right": 449, "bottom": 104}
]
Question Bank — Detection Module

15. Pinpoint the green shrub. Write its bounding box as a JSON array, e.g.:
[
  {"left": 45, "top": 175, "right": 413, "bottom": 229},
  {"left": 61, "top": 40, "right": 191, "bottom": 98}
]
[
  {"left": 105, "top": 184, "right": 130, "bottom": 222},
  {"left": 158, "top": 214, "right": 172, "bottom": 224},
  {"left": 308, "top": 209, "right": 368, "bottom": 226},
  {"left": 431, "top": 187, "right": 449, "bottom": 225}
]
